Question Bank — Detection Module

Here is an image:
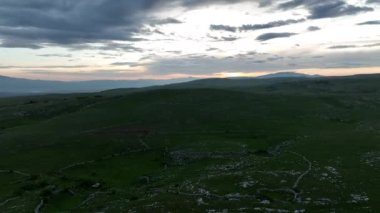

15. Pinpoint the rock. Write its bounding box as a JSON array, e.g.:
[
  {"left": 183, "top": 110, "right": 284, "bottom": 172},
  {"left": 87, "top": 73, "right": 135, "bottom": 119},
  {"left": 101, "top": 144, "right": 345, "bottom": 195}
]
[
  {"left": 92, "top": 183, "right": 101, "bottom": 188},
  {"left": 349, "top": 193, "right": 369, "bottom": 203},
  {"left": 197, "top": 198, "right": 206, "bottom": 205}
]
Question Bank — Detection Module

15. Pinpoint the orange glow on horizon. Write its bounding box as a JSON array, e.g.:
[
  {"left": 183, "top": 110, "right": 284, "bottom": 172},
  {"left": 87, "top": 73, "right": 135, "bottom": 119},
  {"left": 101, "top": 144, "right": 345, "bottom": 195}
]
[
  {"left": 215, "top": 67, "right": 380, "bottom": 79},
  {"left": 1, "top": 66, "right": 380, "bottom": 81}
]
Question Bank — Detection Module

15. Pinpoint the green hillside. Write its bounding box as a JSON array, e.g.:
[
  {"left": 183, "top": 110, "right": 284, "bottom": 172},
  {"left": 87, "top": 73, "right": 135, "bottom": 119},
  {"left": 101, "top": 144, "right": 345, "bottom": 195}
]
[{"left": 0, "top": 75, "right": 379, "bottom": 212}]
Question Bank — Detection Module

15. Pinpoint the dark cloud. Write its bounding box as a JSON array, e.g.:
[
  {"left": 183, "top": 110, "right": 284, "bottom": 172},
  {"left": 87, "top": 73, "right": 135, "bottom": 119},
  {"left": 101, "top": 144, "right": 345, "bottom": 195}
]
[
  {"left": 258, "top": 0, "right": 273, "bottom": 7},
  {"left": 278, "top": 0, "right": 308, "bottom": 10},
  {"left": 245, "top": 51, "right": 257, "bottom": 55},
  {"left": 0, "top": 39, "right": 43, "bottom": 49},
  {"left": 154, "top": 29, "right": 165, "bottom": 35},
  {"left": 210, "top": 25, "right": 237, "bottom": 32},
  {"left": 256, "top": 32, "right": 297, "bottom": 41},
  {"left": 182, "top": 0, "right": 307, "bottom": 8},
  {"left": 308, "top": 1, "right": 373, "bottom": 19},
  {"left": 111, "top": 62, "right": 145, "bottom": 67},
  {"left": 207, "top": 35, "right": 240, "bottom": 42},
  {"left": 366, "top": 0, "right": 380, "bottom": 4},
  {"left": 138, "top": 27, "right": 170, "bottom": 36},
  {"left": 329, "top": 43, "right": 380, "bottom": 49},
  {"left": 230, "top": 52, "right": 258, "bottom": 59},
  {"left": 0, "top": 65, "right": 87, "bottom": 69},
  {"left": 278, "top": 0, "right": 374, "bottom": 19},
  {"left": 0, "top": 0, "right": 166, "bottom": 48},
  {"left": 328, "top": 45, "right": 358, "bottom": 49},
  {"left": 267, "top": 56, "right": 285, "bottom": 61},
  {"left": 66, "top": 42, "right": 144, "bottom": 52},
  {"left": 308, "top": 26, "right": 321, "bottom": 31},
  {"left": 357, "top": 20, "right": 380, "bottom": 25},
  {"left": 99, "top": 42, "right": 144, "bottom": 52},
  {"left": 252, "top": 60, "right": 267, "bottom": 63},
  {"left": 239, "top": 19, "right": 305, "bottom": 31},
  {"left": 165, "top": 50, "right": 183, "bottom": 54},
  {"left": 210, "top": 19, "right": 305, "bottom": 33},
  {"left": 206, "top": 47, "right": 219, "bottom": 51},
  {"left": 178, "top": 0, "right": 251, "bottom": 7},
  {"left": 0, "top": 0, "right": 377, "bottom": 51},
  {"left": 363, "top": 43, "right": 380, "bottom": 47},
  {"left": 220, "top": 36, "right": 239, "bottom": 41},
  {"left": 37, "top": 54, "right": 72, "bottom": 58},
  {"left": 0, "top": 0, "right": 256, "bottom": 49},
  {"left": 149, "top": 18, "right": 183, "bottom": 26},
  {"left": 111, "top": 62, "right": 135, "bottom": 66}
]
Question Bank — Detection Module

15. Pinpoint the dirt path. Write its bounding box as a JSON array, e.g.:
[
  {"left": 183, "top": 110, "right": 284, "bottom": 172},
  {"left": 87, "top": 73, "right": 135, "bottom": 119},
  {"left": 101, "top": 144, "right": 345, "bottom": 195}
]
[
  {"left": 58, "top": 160, "right": 96, "bottom": 172},
  {"left": 0, "top": 169, "right": 30, "bottom": 177},
  {"left": 34, "top": 199, "right": 44, "bottom": 213},
  {"left": 138, "top": 138, "right": 151, "bottom": 150},
  {"left": 290, "top": 151, "right": 312, "bottom": 189},
  {"left": 0, "top": 197, "right": 19, "bottom": 207},
  {"left": 79, "top": 191, "right": 111, "bottom": 207}
]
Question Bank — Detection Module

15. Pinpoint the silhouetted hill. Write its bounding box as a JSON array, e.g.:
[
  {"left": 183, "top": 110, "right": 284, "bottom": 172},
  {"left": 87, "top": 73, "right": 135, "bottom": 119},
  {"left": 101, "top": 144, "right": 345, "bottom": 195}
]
[
  {"left": 256, "top": 72, "right": 321, "bottom": 79},
  {"left": 157, "top": 73, "right": 380, "bottom": 94},
  {"left": 0, "top": 76, "right": 193, "bottom": 97}
]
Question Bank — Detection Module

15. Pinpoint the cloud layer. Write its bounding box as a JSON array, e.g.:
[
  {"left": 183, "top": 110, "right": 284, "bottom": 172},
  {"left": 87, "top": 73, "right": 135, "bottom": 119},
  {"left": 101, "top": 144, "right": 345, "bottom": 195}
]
[
  {"left": 0, "top": 0, "right": 379, "bottom": 80},
  {"left": 0, "top": 0, "right": 376, "bottom": 48}
]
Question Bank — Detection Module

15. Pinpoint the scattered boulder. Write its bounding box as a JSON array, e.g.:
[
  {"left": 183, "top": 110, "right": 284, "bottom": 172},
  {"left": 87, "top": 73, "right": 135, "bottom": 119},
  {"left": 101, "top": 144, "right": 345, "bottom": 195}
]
[{"left": 92, "top": 183, "right": 101, "bottom": 189}]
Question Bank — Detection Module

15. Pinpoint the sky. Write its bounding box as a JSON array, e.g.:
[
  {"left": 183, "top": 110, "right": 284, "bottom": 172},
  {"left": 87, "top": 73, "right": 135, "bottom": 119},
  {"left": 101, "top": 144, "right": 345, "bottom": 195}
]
[{"left": 0, "top": 0, "right": 379, "bottom": 81}]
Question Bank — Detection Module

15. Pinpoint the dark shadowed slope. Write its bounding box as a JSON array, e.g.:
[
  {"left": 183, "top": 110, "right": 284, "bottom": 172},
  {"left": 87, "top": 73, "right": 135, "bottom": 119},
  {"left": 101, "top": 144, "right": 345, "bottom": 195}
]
[
  {"left": 0, "top": 74, "right": 379, "bottom": 212},
  {"left": 134, "top": 73, "right": 380, "bottom": 95}
]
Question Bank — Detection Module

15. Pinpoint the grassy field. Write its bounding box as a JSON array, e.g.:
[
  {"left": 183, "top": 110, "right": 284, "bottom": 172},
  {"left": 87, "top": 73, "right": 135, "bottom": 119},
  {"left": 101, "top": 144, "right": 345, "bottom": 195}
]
[{"left": 0, "top": 75, "right": 379, "bottom": 212}]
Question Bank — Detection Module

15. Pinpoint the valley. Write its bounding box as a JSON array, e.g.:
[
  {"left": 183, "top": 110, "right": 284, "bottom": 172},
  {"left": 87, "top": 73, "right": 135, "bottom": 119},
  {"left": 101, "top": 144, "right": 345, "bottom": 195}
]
[{"left": 0, "top": 75, "right": 379, "bottom": 212}]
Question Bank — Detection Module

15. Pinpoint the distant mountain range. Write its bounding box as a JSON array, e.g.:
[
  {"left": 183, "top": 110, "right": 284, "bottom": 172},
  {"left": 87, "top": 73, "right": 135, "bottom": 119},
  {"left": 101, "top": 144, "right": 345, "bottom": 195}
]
[
  {"left": 0, "top": 75, "right": 194, "bottom": 97},
  {"left": 0, "top": 72, "right": 321, "bottom": 97},
  {"left": 256, "top": 72, "right": 321, "bottom": 79},
  {"left": 161, "top": 72, "right": 323, "bottom": 90}
]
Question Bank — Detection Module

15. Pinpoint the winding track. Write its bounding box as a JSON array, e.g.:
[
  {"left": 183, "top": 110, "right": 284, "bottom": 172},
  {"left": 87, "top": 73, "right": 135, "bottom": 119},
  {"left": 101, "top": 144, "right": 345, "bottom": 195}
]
[
  {"left": 0, "top": 197, "right": 19, "bottom": 207},
  {"left": 289, "top": 151, "right": 312, "bottom": 190},
  {"left": 34, "top": 199, "right": 44, "bottom": 213},
  {"left": 0, "top": 169, "right": 30, "bottom": 177}
]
